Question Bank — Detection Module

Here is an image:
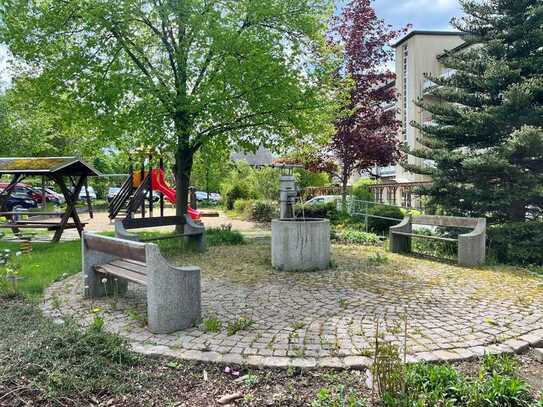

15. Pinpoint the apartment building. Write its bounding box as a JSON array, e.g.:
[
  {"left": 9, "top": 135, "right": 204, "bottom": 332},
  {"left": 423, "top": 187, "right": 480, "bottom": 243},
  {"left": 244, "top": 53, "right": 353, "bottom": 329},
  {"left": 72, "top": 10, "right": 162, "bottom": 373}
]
[{"left": 369, "top": 30, "right": 466, "bottom": 208}]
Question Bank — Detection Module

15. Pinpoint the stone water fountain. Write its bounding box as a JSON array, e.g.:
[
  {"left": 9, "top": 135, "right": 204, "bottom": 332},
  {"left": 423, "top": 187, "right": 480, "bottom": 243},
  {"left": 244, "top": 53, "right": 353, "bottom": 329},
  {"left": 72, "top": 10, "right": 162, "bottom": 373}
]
[{"left": 271, "top": 164, "right": 331, "bottom": 271}]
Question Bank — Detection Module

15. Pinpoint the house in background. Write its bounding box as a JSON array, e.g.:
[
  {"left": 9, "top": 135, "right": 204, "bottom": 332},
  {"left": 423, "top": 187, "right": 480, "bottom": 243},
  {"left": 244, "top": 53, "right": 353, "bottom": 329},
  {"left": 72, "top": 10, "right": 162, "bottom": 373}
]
[{"left": 368, "top": 30, "right": 466, "bottom": 208}]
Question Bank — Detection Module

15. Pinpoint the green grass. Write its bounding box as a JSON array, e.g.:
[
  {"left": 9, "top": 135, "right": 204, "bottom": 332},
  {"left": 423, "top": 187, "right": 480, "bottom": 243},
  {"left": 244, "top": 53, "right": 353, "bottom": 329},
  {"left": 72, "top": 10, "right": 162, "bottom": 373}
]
[{"left": 0, "top": 240, "right": 81, "bottom": 297}]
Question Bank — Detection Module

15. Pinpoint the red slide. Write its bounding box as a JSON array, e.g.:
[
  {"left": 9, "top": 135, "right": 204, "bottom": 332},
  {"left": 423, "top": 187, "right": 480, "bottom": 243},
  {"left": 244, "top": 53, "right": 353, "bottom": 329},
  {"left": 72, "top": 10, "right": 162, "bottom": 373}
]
[{"left": 150, "top": 169, "right": 201, "bottom": 220}]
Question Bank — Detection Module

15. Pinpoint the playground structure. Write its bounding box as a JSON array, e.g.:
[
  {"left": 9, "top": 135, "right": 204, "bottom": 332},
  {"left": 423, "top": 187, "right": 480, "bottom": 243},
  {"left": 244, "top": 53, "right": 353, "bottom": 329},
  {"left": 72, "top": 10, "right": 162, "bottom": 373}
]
[
  {"left": 108, "top": 153, "right": 205, "bottom": 244},
  {"left": 0, "top": 157, "right": 99, "bottom": 242},
  {"left": 271, "top": 164, "right": 331, "bottom": 271},
  {"left": 108, "top": 155, "right": 201, "bottom": 222}
]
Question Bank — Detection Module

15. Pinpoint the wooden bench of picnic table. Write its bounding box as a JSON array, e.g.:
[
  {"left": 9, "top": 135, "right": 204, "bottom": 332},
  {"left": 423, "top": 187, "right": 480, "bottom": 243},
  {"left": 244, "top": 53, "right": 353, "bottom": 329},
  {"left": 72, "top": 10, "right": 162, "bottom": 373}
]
[{"left": 83, "top": 232, "right": 201, "bottom": 333}]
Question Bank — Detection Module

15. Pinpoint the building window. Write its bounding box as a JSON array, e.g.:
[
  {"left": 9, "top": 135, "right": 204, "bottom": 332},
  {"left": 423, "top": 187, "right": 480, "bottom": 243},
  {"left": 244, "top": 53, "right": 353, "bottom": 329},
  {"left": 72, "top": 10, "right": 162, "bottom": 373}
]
[
  {"left": 402, "top": 44, "right": 408, "bottom": 141},
  {"left": 401, "top": 188, "right": 412, "bottom": 208},
  {"left": 387, "top": 187, "right": 396, "bottom": 205}
]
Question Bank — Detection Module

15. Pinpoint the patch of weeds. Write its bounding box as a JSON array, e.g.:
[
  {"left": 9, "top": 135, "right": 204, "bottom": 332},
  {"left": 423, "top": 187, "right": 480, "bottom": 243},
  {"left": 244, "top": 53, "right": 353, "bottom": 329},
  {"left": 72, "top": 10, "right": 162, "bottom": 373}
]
[
  {"left": 290, "top": 321, "right": 306, "bottom": 330},
  {"left": 481, "top": 353, "right": 518, "bottom": 378},
  {"left": 311, "top": 385, "right": 367, "bottom": 407},
  {"left": 338, "top": 298, "right": 349, "bottom": 309},
  {"left": 206, "top": 225, "right": 245, "bottom": 246},
  {"left": 166, "top": 360, "right": 185, "bottom": 370},
  {"left": 367, "top": 252, "right": 389, "bottom": 266},
  {"left": 243, "top": 373, "right": 260, "bottom": 387},
  {"left": 226, "top": 316, "right": 254, "bottom": 336},
  {"left": 0, "top": 301, "right": 139, "bottom": 403},
  {"left": 126, "top": 309, "right": 147, "bottom": 327},
  {"left": 202, "top": 316, "right": 222, "bottom": 333}
]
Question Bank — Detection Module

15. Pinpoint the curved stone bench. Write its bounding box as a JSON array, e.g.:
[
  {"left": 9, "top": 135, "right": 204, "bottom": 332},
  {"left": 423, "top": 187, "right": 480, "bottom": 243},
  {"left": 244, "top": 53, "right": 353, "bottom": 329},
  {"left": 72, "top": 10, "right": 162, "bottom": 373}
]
[
  {"left": 390, "top": 215, "right": 486, "bottom": 266},
  {"left": 82, "top": 232, "right": 201, "bottom": 333}
]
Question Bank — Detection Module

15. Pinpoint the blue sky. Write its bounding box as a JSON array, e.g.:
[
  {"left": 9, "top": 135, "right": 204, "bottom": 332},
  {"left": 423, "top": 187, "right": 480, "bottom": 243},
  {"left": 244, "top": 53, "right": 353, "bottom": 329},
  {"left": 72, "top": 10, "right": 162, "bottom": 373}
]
[{"left": 373, "top": 0, "right": 463, "bottom": 32}]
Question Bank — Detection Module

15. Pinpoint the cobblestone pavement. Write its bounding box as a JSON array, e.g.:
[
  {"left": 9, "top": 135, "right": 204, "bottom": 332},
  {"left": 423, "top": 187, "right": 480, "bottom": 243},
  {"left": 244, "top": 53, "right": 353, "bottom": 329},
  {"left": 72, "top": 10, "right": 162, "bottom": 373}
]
[{"left": 42, "top": 244, "right": 543, "bottom": 368}]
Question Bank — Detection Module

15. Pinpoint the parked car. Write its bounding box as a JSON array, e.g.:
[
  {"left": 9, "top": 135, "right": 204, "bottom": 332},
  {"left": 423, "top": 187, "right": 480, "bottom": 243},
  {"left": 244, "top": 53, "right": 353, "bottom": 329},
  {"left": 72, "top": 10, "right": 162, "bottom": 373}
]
[
  {"left": 4, "top": 193, "right": 38, "bottom": 212},
  {"left": 30, "top": 187, "right": 65, "bottom": 204},
  {"left": 304, "top": 195, "right": 339, "bottom": 206},
  {"left": 195, "top": 191, "right": 221, "bottom": 203},
  {"left": 106, "top": 187, "right": 121, "bottom": 203},
  {"left": 78, "top": 186, "right": 97, "bottom": 201}
]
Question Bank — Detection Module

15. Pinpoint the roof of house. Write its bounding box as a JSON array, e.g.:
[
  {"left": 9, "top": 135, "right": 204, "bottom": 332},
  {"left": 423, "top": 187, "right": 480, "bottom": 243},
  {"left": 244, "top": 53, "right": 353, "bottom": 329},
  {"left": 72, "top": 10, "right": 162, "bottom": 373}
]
[
  {"left": 230, "top": 146, "right": 275, "bottom": 166},
  {"left": 392, "top": 30, "right": 466, "bottom": 48},
  {"left": 0, "top": 157, "right": 100, "bottom": 176}
]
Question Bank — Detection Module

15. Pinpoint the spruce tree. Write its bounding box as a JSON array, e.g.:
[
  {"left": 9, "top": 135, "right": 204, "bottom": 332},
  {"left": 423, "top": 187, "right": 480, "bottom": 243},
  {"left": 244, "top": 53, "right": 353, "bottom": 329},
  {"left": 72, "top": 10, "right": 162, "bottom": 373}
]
[{"left": 406, "top": 0, "right": 543, "bottom": 223}]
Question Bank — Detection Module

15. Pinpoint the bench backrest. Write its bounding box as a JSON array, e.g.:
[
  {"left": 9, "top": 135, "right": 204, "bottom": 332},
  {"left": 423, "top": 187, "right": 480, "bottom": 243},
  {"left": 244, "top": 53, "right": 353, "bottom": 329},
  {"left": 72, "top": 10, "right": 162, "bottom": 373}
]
[
  {"left": 121, "top": 215, "right": 187, "bottom": 230},
  {"left": 411, "top": 215, "right": 481, "bottom": 229},
  {"left": 84, "top": 233, "right": 146, "bottom": 262}
]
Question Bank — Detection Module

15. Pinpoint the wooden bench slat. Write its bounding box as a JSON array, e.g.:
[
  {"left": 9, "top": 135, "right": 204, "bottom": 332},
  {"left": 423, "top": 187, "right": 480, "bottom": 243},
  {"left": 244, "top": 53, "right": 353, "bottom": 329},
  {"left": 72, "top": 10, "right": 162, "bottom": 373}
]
[
  {"left": 95, "top": 264, "right": 147, "bottom": 286},
  {"left": 121, "top": 258, "right": 147, "bottom": 267},
  {"left": 84, "top": 234, "right": 146, "bottom": 262},
  {"left": 109, "top": 259, "right": 147, "bottom": 275},
  {"left": 391, "top": 231, "right": 457, "bottom": 242}
]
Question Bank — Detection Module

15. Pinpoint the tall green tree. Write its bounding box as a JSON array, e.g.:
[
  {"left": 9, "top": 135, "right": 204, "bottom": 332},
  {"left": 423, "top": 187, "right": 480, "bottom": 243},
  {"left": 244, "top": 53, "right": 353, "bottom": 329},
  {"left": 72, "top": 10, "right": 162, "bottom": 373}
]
[
  {"left": 407, "top": 0, "right": 543, "bottom": 223},
  {"left": 0, "top": 0, "right": 337, "bottom": 217}
]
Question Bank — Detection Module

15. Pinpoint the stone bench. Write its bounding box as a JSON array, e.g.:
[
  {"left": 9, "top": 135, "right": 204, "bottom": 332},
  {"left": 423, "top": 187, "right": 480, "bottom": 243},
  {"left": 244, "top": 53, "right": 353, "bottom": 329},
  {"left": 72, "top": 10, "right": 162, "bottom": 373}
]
[
  {"left": 82, "top": 232, "right": 201, "bottom": 333},
  {"left": 389, "top": 215, "right": 486, "bottom": 266}
]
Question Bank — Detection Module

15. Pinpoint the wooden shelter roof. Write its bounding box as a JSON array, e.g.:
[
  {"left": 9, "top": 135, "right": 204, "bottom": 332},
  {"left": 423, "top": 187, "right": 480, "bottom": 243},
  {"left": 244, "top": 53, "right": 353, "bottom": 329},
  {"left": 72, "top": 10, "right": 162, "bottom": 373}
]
[{"left": 0, "top": 157, "right": 100, "bottom": 176}]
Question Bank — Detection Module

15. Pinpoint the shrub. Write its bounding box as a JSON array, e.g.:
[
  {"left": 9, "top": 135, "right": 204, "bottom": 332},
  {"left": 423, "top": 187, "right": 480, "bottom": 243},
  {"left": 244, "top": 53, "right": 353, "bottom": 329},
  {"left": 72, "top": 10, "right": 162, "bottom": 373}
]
[
  {"left": 250, "top": 200, "right": 277, "bottom": 222},
  {"left": 296, "top": 201, "right": 337, "bottom": 220},
  {"left": 367, "top": 204, "right": 403, "bottom": 235},
  {"left": 352, "top": 178, "right": 375, "bottom": 202},
  {"left": 224, "top": 184, "right": 251, "bottom": 210},
  {"left": 411, "top": 228, "right": 457, "bottom": 260},
  {"left": 233, "top": 199, "right": 253, "bottom": 216},
  {"left": 488, "top": 221, "right": 543, "bottom": 265},
  {"left": 335, "top": 228, "right": 380, "bottom": 245},
  {"left": 205, "top": 225, "right": 244, "bottom": 246}
]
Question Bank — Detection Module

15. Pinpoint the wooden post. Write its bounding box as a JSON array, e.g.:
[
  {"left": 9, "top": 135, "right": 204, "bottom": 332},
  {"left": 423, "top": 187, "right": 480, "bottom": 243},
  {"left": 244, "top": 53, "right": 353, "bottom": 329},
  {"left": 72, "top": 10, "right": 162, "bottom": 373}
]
[
  {"left": 84, "top": 177, "right": 93, "bottom": 219},
  {"left": 41, "top": 175, "right": 46, "bottom": 209},
  {"left": 148, "top": 153, "right": 153, "bottom": 217},
  {"left": 140, "top": 161, "right": 145, "bottom": 218},
  {"left": 159, "top": 157, "right": 164, "bottom": 217},
  {"left": 51, "top": 175, "right": 86, "bottom": 242}
]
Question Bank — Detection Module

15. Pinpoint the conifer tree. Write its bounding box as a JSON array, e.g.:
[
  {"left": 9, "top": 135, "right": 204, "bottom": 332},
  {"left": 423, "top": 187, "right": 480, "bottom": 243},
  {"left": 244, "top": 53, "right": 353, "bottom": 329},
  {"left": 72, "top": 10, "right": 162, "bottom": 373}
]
[{"left": 406, "top": 0, "right": 543, "bottom": 223}]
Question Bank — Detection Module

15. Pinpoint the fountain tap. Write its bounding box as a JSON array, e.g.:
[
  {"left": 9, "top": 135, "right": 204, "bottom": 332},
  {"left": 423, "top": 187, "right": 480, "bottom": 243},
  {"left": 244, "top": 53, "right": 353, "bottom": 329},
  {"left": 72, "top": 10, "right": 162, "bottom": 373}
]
[{"left": 279, "top": 175, "right": 298, "bottom": 219}]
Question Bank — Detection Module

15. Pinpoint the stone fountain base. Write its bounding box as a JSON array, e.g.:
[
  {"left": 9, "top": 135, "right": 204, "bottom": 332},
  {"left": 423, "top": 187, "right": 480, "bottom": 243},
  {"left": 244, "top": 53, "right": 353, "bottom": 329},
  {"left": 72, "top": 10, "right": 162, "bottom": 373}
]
[{"left": 271, "top": 218, "right": 331, "bottom": 271}]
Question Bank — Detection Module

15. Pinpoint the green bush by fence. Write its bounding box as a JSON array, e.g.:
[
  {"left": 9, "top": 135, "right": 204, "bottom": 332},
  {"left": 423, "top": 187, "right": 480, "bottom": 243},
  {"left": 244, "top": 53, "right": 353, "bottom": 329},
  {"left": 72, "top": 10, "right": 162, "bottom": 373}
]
[
  {"left": 367, "top": 204, "right": 403, "bottom": 235},
  {"left": 488, "top": 221, "right": 543, "bottom": 265}
]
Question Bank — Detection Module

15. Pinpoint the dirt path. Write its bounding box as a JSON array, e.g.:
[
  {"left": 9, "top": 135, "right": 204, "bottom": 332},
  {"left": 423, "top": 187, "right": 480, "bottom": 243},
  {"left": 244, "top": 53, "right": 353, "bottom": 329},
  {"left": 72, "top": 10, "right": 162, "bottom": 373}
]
[{"left": 83, "top": 208, "right": 268, "bottom": 234}]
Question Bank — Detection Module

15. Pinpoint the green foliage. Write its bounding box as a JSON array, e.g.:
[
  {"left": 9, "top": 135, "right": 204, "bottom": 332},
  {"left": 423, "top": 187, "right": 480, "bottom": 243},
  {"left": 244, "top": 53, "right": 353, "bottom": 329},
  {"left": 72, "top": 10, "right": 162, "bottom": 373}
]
[
  {"left": 411, "top": 228, "right": 457, "bottom": 260},
  {"left": 334, "top": 228, "right": 380, "bottom": 245},
  {"left": 202, "top": 316, "right": 222, "bottom": 333},
  {"left": 351, "top": 179, "right": 375, "bottom": 202},
  {"left": 296, "top": 201, "right": 338, "bottom": 220},
  {"left": 0, "top": 301, "right": 138, "bottom": 402},
  {"left": 205, "top": 225, "right": 245, "bottom": 246},
  {"left": 225, "top": 184, "right": 252, "bottom": 210},
  {"left": 295, "top": 168, "right": 331, "bottom": 189},
  {"left": 226, "top": 316, "right": 255, "bottom": 336},
  {"left": 0, "top": 241, "right": 80, "bottom": 297},
  {"left": 488, "top": 221, "right": 543, "bottom": 265},
  {"left": 233, "top": 199, "right": 254, "bottom": 216},
  {"left": 367, "top": 252, "right": 389, "bottom": 266},
  {"left": 191, "top": 144, "right": 231, "bottom": 194},
  {"left": 367, "top": 204, "right": 403, "bottom": 235},
  {"left": 251, "top": 200, "right": 278, "bottom": 222},
  {"left": 311, "top": 385, "right": 367, "bottom": 407},
  {"left": 388, "top": 355, "right": 532, "bottom": 406}
]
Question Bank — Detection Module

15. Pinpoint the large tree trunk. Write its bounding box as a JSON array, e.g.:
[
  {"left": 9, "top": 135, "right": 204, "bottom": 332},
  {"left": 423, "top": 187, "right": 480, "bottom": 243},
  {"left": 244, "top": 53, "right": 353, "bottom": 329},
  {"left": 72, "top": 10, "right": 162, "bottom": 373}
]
[{"left": 175, "top": 145, "right": 194, "bottom": 230}]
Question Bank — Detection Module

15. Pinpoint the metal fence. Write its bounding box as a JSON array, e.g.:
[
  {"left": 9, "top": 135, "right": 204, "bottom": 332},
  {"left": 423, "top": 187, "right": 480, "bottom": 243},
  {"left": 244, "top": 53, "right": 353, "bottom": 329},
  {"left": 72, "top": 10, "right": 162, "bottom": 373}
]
[{"left": 340, "top": 197, "right": 417, "bottom": 234}]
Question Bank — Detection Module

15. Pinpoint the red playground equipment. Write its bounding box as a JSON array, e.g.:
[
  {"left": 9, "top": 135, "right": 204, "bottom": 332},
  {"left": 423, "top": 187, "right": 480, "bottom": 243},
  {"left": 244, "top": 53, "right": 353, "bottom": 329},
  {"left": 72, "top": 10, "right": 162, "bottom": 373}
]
[
  {"left": 150, "top": 169, "right": 200, "bottom": 220},
  {"left": 108, "top": 154, "right": 200, "bottom": 221}
]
